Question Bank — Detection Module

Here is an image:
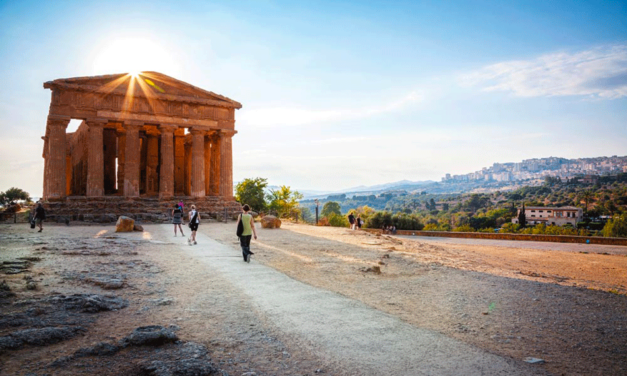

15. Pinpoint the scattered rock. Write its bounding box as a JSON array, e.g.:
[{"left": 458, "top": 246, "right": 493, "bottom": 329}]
[
  {"left": 85, "top": 276, "right": 125, "bottom": 290},
  {"left": 0, "top": 326, "right": 85, "bottom": 352},
  {"left": 360, "top": 266, "right": 381, "bottom": 274},
  {"left": 0, "top": 280, "right": 10, "bottom": 291},
  {"left": 26, "top": 281, "right": 37, "bottom": 290},
  {"left": 48, "top": 294, "right": 128, "bottom": 313},
  {"left": 150, "top": 297, "right": 174, "bottom": 306},
  {"left": 141, "top": 358, "right": 219, "bottom": 376},
  {"left": 120, "top": 326, "right": 179, "bottom": 347},
  {"left": 134, "top": 224, "right": 144, "bottom": 232},
  {"left": 260, "top": 215, "right": 281, "bottom": 229},
  {"left": 115, "top": 216, "right": 135, "bottom": 232},
  {"left": 74, "top": 342, "right": 121, "bottom": 357},
  {"left": 523, "top": 357, "right": 545, "bottom": 364}
]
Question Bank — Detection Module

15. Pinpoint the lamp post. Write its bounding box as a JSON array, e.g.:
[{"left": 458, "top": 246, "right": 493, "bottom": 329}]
[{"left": 314, "top": 199, "right": 319, "bottom": 225}]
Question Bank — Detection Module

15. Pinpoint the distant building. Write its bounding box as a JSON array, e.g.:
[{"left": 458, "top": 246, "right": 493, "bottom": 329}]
[{"left": 512, "top": 206, "right": 583, "bottom": 227}]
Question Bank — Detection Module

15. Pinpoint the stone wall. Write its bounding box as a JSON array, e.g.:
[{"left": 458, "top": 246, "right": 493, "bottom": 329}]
[
  {"left": 364, "top": 229, "right": 627, "bottom": 246},
  {"left": 43, "top": 197, "right": 242, "bottom": 224}
]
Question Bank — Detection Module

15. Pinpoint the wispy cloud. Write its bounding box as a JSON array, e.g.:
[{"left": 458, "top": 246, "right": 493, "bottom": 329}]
[
  {"left": 461, "top": 45, "right": 627, "bottom": 99},
  {"left": 238, "top": 91, "right": 423, "bottom": 127}
]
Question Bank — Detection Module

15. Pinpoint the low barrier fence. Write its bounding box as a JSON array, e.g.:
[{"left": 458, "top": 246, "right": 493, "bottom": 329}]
[{"left": 363, "top": 229, "right": 627, "bottom": 246}]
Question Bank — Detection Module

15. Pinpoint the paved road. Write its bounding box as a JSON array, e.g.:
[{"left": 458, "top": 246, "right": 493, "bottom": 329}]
[
  {"left": 398, "top": 235, "right": 627, "bottom": 255},
  {"left": 167, "top": 226, "right": 546, "bottom": 375}
]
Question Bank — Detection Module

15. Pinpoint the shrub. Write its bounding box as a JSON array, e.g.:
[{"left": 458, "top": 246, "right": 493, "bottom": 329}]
[
  {"left": 423, "top": 223, "right": 439, "bottom": 231},
  {"left": 453, "top": 224, "right": 475, "bottom": 232},
  {"left": 327, "top": 213, "right": 350, "bottom": 228},
  {"left": 602, "top": 216, "right": 627, "bottom": 238}
]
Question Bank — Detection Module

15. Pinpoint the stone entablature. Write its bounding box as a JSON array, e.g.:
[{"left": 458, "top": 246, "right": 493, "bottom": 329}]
[{"left": 41, "top": 72, "right": 240, "bottom": 204}]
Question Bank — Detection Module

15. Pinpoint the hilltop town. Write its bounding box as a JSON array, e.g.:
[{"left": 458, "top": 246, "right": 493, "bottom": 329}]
[{"left": 442, "top": 155, "right": 627, "bottom": 184}]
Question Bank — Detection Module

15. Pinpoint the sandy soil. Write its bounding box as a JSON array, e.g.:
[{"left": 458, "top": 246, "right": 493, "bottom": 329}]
[
  {"left": 1, "top": 221, "right": 626, "bottom": 375},
  {"left": 205, "top": 222, "right": 627, "bottom": 376}
]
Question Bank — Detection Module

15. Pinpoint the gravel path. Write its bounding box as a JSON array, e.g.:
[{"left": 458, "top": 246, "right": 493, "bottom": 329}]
[
  {"left": 176, "top": 226, "right": 545, "bottom": 375},
  {"left": 399, "top": 236, "right": 627, "bottom": 255}
]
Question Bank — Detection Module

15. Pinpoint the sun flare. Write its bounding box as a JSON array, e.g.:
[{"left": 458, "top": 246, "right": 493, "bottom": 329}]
[{"left": 92, "top": 37, "right": 179, "bottom": 76}]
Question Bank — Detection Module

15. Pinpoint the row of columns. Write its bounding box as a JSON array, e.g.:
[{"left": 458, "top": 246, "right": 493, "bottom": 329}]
[{"left": 43, "top": 116, "right": 234, "bottom": 200}]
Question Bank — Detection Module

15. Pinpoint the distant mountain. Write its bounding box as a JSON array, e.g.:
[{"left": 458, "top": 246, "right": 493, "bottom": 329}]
[{"left": 299, "top": 180, "right": 435, "bottom": 199}]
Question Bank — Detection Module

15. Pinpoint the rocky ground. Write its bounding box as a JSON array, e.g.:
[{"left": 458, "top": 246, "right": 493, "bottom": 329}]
[{"left": 0, "top": 221, "right": 626, "bottom": 375}]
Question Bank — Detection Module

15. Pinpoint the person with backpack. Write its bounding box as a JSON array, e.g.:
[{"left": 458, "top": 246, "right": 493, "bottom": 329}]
[
  {"left": 187, "top": 205, "right": 200, "bottom": 245},
  {"left": 33, "top": 202, "right": 46, "bottom": 233},
  {"left": 236, "top": 204, "right": 258, "bottom": 263}
]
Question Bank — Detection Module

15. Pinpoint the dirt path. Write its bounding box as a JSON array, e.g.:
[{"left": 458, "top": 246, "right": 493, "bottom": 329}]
[
  {"left": 203, "top": 222, "right": 627, "bottom": 376},
  {"left": 176, "top": 225, "right": 542, "bottom": 376}
]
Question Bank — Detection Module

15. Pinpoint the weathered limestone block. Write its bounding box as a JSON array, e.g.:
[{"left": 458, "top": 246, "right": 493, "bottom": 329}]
[
  {"left": 115, "top": 216, "right": 135, "bottom": 232},
  {"left": 260, "top": 215, "right": 281, "bottom": 229}
]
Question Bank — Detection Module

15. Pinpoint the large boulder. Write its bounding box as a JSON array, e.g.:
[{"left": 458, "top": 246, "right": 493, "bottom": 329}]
[
  {"left": 260, "top": 215, "right": 281, "bottom": 229},
  {"left": 115, "top": 216, "right": 135, "bottom": 232}
]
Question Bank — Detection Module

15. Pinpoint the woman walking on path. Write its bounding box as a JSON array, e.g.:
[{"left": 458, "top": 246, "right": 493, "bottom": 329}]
[
  {"left": 188, "top": 205, "right": 200, "bottom": 245},
  {"left": 171, "top": 204, "right": 185, "bottom": 237},
  {"left": 236, "top": 204, "right": 257, "bottom": 263}
]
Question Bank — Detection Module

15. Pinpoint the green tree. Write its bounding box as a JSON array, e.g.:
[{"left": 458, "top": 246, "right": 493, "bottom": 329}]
[
  {"left": 581, "top": 190, "right": 593, "bottom": 215},
  {"left": 267, "top": 186, "right": 303, "bottom": 218},
  {"left": 602, "top": 216, "right": 627, "bottom": 238},
  {"left": 235, "top": 177, "right": 268, "bottom": 212},
  {"left": 321, "top": 201, "right": 342, "bottom": 217},
  {"left": 328, "top": 213, "right": 350, "bottom": 227},
  {"left": 0, "top": 187, "right": 31, "bottom": 207}
]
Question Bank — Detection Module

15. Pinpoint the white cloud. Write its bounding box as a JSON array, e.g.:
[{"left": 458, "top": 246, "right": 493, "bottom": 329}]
[
  {"left": 462, "top": 45, "right": 627, "bottom": 99},
  {"left": 238, "top": 91, "right": 423, "bottom": 128}
]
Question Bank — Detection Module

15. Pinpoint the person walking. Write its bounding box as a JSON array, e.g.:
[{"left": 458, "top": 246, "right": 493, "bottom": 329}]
[
  {"left": 171, "top": 203, "right": 185, "bottom": 237},
  {"left": 33, "top": 202, "right": 46, "bottom": 232},
  {"left": 356, "top": 215, "right": 362, "bottom": 230},
  {"left": 187, "top": 205, "right": 200, "bottom": 245},
  {"left": 236, "top": 204, "right": 257, "bottom": 263},
  {"left": 347, "top": 212, "right": 355, "bottom": 230}
]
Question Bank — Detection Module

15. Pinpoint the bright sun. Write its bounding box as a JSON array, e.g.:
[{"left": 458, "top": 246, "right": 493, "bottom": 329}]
[{"left": 92, "top": 37, "right": 179, "bottom": 75}]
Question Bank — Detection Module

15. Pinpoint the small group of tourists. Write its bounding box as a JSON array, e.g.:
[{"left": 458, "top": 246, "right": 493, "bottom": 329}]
[
  {"left": 171, "top": 201, "right": 200, "bottom": 246},
  {"left": 347, "top": 213, "right": 363, "bottom": 230},
  {"left": 172, "top": 201, "right": 258, "bottom": 263}
]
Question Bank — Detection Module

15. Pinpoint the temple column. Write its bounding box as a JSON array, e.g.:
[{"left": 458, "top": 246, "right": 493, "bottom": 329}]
[
  {"left": 123, "top": 121, "right": 142, "bottom": 197},
  {"left": 45, "top": 116, "right": 70, "bottom": 199},
  {"left": 190, "top": 128, "right": 206, "bottom": 197},
  {"left": 145, "top": 127, "right": 160, "bottom": 196},
  {"left": 116, "top": 127, "right": 126, "bottom": 195},
  {"left": 204, "top": 135, "right": 211, "bottom": 195},
  {"left": 103, "top": 128, "right": 117, "bottom": 194},
  {"left": 86, "top": 119, "right": 106, "bottom": 197},
  {"left": 42, "top": 136, "right": 49, "bottom": 199},
  {"left": 220, "top": 132, "right": 234, "bottom": 198},
  {"left": 209, "top": 132, "right": 221, "bottom": 196},
  {"left": 159, "top": 125, "right": 177, "bottom": 197},
  {"left": 174, "top": 129, "right": 186, "bottom": 195},
  {"left": 184, "top": 137, "right": 191, "bottom": 196}
]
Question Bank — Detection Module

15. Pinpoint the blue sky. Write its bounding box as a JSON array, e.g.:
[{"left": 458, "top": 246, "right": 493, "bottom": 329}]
[{"left": 1, "top": 0, "right": 626, "bottom": 196}]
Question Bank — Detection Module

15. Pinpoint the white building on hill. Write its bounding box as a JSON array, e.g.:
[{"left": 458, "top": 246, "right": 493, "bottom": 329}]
[{"left": 512, "top": 206, "right": 583, "bottom": 227}]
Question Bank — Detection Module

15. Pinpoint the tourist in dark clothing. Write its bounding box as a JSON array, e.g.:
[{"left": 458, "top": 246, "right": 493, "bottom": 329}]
[
  {"left": 348, "top": 213, "right": 355, "bottom": 230},
  {"left": 356, "top": 215, "right": 362, "bottom": 230},
  {"left": 172, "top": 204, "right": 185, "bottom": 237},
  {"left": 34, "top": 203, "right": 45, "bottom": 232}
]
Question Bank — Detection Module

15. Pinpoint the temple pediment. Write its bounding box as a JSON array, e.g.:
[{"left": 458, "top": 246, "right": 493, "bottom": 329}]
[{"left": 44, "top": 72, "right": 241, "bottom": 109}]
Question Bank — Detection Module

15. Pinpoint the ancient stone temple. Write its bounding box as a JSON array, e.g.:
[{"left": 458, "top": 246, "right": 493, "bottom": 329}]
[{"left": 41, "top": 72, "right": 242, "bottom": 221}]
